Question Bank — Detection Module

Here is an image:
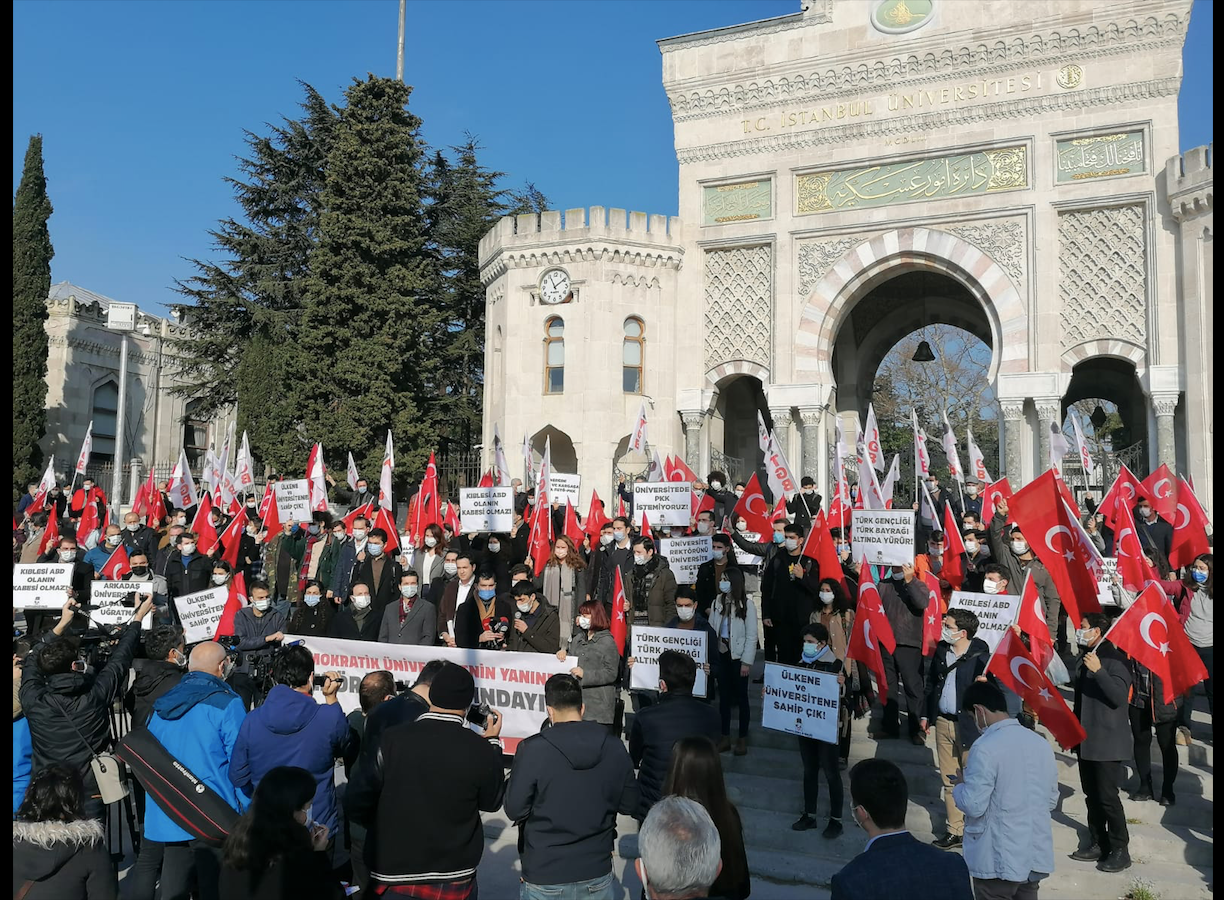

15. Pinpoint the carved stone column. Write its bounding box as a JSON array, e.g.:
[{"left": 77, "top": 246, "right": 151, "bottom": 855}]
[
  {"left": 1000, "top": 401, "right": 1025, "bottom": 482},
  {"left": 769, "top": 407, "right": 794, "bottom": 471},
  {"left": 798, "top": 407, "right": 824, "bottom": 481},
  {"left": 1034, "top": 399, "right": 1062, "bottom": 474},
  {"left": 680, "top": 411, "right": 706, "bottom": 472},
  {"left": 1151, "top": 393, "right": 1179, "bottom": 469}
]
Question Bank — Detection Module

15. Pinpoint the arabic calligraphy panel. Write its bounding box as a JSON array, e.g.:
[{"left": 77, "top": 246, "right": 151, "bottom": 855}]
[
  {"left": 702, "top": 179, "right": 773, "bottom": 225},
  {"left": 795, "top": 146, "right": 1028, "bottom": 215},
  {"left": 1055, "top": 131, "right": 1146, "bottom": 183}
]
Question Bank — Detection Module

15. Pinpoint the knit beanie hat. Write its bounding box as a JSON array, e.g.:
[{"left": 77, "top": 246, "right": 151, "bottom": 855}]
[{"left": 430, "top": 662, "right": 476, "bottom": 710}]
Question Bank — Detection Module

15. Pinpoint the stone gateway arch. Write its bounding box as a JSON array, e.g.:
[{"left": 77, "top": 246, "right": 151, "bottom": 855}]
[{"left": 479, "top": 0, "right": 1212, "bottom": 514}]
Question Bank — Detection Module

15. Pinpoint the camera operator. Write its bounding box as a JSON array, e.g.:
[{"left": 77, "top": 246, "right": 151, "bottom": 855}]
[
  {"left": 19, "top": 594, "right": 155, "bottom": 821},
  {"left": 231, "top": 580, "right": 286, "bottom": 708},
  {"left": 455, "top": 570, "right": 512, "bottom": 650},
  {"left": 345, "top": 662, "right": 505, "bottom": 896},
  {"left": 228, "top": 645, "right": 352, "bottom": 872},
  {"left": 31, "top": 536, "right": 94, "bottom": 638}
]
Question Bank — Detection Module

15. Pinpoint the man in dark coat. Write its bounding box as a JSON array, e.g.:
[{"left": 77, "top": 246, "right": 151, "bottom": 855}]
[
  {"left": 1071, "top": 611, "right": 1134, "bottom": 873},
  {"left": 875, "top": 563, "right": 930, "bottom": 743},
  {"left": 329, "top": 583, "right": 382, "bottom": 642},
  {"left": 120, "top": 510, "right": 159, "bottom": 561},
  {"left": 1133, "top": 498, "right": 1175, "bottom": 563},
  {"left": 163, "top": 531, "right": 214, "bottom": 600},
  {"left": 628, "top": 651, "right": 721, "bottom": 820},
  {"left": 787, "top": 477, "right": 823, "bottom": 531},
  {"left": 505, "top": 581, "right": 560, "bottom": 653},
  {"left": 345, "top": 528, "right": 402, "bottom": 620},
  {"left": 761, "top": 523, "right": 818, "bottom": 666}
]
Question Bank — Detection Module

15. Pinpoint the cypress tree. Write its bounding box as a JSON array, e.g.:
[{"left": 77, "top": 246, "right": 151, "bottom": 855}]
[{"left": 12, "top": 135, "right": 54, "bottom": 499}]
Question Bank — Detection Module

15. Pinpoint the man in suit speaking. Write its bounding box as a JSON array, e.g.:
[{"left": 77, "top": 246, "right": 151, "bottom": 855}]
[{"left": 831, "top": 758, "right": 973, "bottom": 900}]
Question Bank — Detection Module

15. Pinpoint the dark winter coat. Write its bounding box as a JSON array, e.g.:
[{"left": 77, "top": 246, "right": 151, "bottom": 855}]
[
  {"left": 627, "top": 555, "right": 678, "bottom": 626},
  {"left": 348, "top": 554, "right": 404, "bottom": 619},
  {"left": 328, "top": 606, "right": 381, "bottom": 643},
  {"left": 164, "top": 550, "right": 214, "bottom": 600},
  {"left": 1129, "top": 659, "right": 1181, "bottom": 724},
  {"left": 455, "top": 594, "right": 514, "bottom": 650},
  {"left": 505, "top": 720, "right": 639, "bottom": 885},
  {"left": 506, "top": 601, "right": 560, "bottom": 654},
  {"left": 125, "top": 658, "right": 185, "bottom": 727},
  {"left": 694, "top": 560, "right": 745, "bottom": 619},
  {"left": 219, "top": 846, "right": 343, "bottom": 900},
  {"left": 287, "top": 600, "right": 335, "bottom": 636},
  {"left": 628, "top": 692, "right": 721, "bottom": 818},
  {"left": 1073, "top": 641, "right": 1133, "bottom": 762},
  {"left": 120, "top": 525, "right": 159, "bottom": 562},
  {"left": 12, "top": 819, "right": 117, "bottom": 899},
  {"left": 378, "top": 597, "right": 437, "bottom": 646},
  {"left": 923, "top": 637, "right": 991, "bottom": 750},
  {"left": 987, "top": 512, "right": 1061, "bottom": 639},
  {"left": 761, "top": 551, "right": 818, "bottom": 627},
  {"left": 879, "top": 576, "right": 928, "bottom": 648}
]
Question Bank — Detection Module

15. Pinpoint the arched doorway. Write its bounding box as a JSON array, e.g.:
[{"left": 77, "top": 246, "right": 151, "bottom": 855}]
[
  {"left": 1060, "top": 358, "right": 1150, "bottom": 495},
  {"left": 530, "top": 425, "right": 577, "bottom": 476},
  {"left": 709, "top": 374, "right": 768, "bottom": 486}
]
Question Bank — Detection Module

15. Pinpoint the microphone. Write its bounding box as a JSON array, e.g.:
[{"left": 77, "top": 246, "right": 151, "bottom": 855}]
[
  {"left": 493, "top": 617, "right": 510, "bottom": 634},
  {"left": 514, "top": 611, "right": 523, "bottom": 620}
]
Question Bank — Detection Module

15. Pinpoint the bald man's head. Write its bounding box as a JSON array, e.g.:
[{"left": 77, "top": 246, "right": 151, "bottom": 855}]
[{"left": 189, "top": 641, "right": 228, "bottom": 677}]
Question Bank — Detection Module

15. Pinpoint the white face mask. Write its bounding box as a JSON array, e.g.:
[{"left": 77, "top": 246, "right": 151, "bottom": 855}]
[
  {"left": 554, "top": 544, "right": 568, "bottom": 559},
  {"left": 696, "top": 521, "right": 711, "bottom": 535},
  {"left": 126, "top": 522, "right": 140, "bottom": 532},
  {"left": 600, "top": 533, "right": 613, "bottom": 546},
  {"left": 488, "top": 541, "right": 500, "bottom": 553},
  {"left": 303, "top": 593, "right": 321, "bottom": 607},
  {"left": 443, "top": 561, "right": 458, "bottom": 576},
  {"left": 576, "top": 615, "right": 591, "bottom": 631},
  {"left": 735, "top": 490, "right": 744, "bottom": 499},
  {"left": 1137, "top": 506, "right": 1152, "bottom": 519},
  {"left": 712, "top": 548, "right": 725, "bottom": 561},
  {"left": 353, "top": 529, "right": 367, "bottom": 541},
  {"left": 180, "top": 543, "right": 196, "bottom": 556},
  {"left": 718, "top": 579, "right": 732, "bottom": 594},
  {"left": 735, "top": 520, "right": 748, "bottom": 532},
  {"left": 819, "top": 590, "right": 834, "bottom": 604},
  {"left": 1075, "top": 627, "right": 1095, "bottom": 647},
  {"left": 941, "top": 627, "right": 960, "bottom": 644},
  {"left": 516, "top": 601, "right": 532, "bottom": 614},
  {"left": 212, "top": 573, "right": 228, "bottom": 586},
  {"left": 613, "top": 530, "right": 626, "bottom": 543},
  {"left": 424, "top": 536, "right": 438, "bottom": 548},
  {"left": 966, "top": 486, "right": 979, "bottom": 496},
  {"left": 59, "top": 549, "right": 76, "bottom": 562},
  {"left": 401, "top": 584, "right": 419, "bottom": 598},
  {"left": 784, "top": 538, "right": 799, "bottom": 551},
  {"left": 634, "top": 554, "right": 648, "bottom": 566},
  {"left": 352, "top": 595, "right": 372, "bottom": 610},
  {"left": 676, "top": 605, "right": 695, "bottom": 622},
  {"left": 710, "top": 481, "right": 723, "bottom": 491},
  {"left": 982, "top": 579, "right": 1002, "bottom": 595},
  {"left": 1011, "top": 539, "right": 1029, "bottom": 555},
  {"left": 253, "top": 599, "right": 270, "bottom": 612},
  {"left": 176, "top": 517, "right": 187, "bottom": 526},
  {"left": 964, "top": 539, "right": 978, "bottom": 553},
  {"left": 927, "top": 545, "right": 943, "bottom": 557},
  {"left": 106, "top": 534, "right": 121, "bottom": 547}
]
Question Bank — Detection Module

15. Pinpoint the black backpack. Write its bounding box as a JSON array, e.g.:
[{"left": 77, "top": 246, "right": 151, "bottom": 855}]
[{"left": 114, "top": 726, "right": 240, "bottom": 846}]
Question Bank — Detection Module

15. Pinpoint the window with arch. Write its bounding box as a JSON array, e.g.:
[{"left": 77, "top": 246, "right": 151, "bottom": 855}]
[
  {"left": 91, "top": 381, "right": 119, "bottom": 464},
  {"left": 182, "top": 400, "right": 209, "bottom": 470},
  {"left": 544, "top": 317, "right": 564, "bottom": 393},
  {"left": 623, "top": 317, "right": 644, "bottom": 393}
]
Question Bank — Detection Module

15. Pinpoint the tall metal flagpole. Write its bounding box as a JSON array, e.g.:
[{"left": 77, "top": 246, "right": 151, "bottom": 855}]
[{"left": 396, "top": 0, "right": 406, "bottom": 82}]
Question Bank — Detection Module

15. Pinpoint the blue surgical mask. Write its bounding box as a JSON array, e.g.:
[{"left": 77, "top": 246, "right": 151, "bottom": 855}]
[
  {"left": 367, "top": 543, "right": 384, "bottom": 556},
  {"left": 308, "top": 524, "right": 320, "bottom": 535},
  {"left": 772, "top": 532, "right": 785, "bottom": 545},
  {"left": 1192, "top": 569, "right": 1208, "bottom": 584},
  {"left": 478, "top": 588, "right": 496, "bottom": 601},
  {"left": 718, "top": 579, "right": 732, "bottom": 594},
  {"left": 712, "top": 548, "right": 725, "bottom": 561},
  {"left": 801, "top": 643, "right": 821, "bottom": 662},
  {"left": 613, "top": 530, "right": 626, "bottom": 543},
  {"left": 303, "top": 593, "right": 321, "bottom": 607}
]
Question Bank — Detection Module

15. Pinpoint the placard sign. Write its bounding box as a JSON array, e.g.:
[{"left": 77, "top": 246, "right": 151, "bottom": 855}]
[
  {"left": 288, "top": 635, "right": 576, "bottom": 753},
  {"left": 1096, "top": 557, "right": 1118, "bottom": 607},
  {"left": 12, "top": 563, "right": 73, "bottom": 610},
  {"left": 948, "top": 590, "right": 1023, "bottom": 652},
  {"left": 459, "top": 487, "right": 514, "bottom": 533},
  {"left": 657, "top": 537, "right": 714, "bottom": 584},
  {"left": 547, "top": 474, "right": 581, "bottom": 508},
  {"left": 735, "top": 532, "right": 763, "bottom": 565},
  {"left": 633, "top": 483, "right": 693, "bottom": 527},
  {"left": 89, "top": 581, "right": 154, "bottom": 630},
  {"left": 761, "top": 662, "right": 839, "bottom": 742},
  {"left": 173, "top": 586, "right": 230, "bottom": 644},
  {"left": 275, "top": 479, "right": 312, "bottom": 522},
  {"left": 851, "top": 509, "right": 916, "bottom": 566},
  {"left": 630, "top": 626, "right": 708, "bottom": 697}
]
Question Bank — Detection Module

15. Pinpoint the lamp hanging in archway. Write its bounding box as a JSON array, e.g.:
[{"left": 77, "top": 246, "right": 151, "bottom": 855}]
[
  {"left": 912, "top": 340, "right": 936, "bottom": 362},
  {"left": 1090, "top": 404, "right": 1107, "bottom": 431}
]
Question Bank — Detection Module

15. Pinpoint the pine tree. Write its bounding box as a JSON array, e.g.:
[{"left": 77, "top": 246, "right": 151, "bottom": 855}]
[
  {"left": 174, "top": 84, "right": 339, "bottom": 471},
  {"left": 13, "top": 135, "right": 54, "bottom": 499},
  {"left": 294, "top": 76, "right": 443, "bottom": 477}
]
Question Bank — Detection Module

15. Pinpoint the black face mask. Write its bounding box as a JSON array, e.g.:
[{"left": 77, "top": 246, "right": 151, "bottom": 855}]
[{"left": 130, "top": 566, "right": 149, "bottom": 577}]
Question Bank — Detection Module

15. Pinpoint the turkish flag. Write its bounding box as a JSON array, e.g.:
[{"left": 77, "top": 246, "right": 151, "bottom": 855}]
[
  {"left": 799, "top": 511, "right": 850, "bottom": 597},
  {"left": 583, "top": 490, "right": 611, "bottom": 540},
  {"left": 477, "top": 470, "right": 494, "bottom": 488},
  {"left": 257, "top": 483, "right": 281, "bottom": 540},
  {"left": 663, "top": 455, "right": 675, "bottom": 481},
  {"left": 1009, "top": 470, "right": 1102, "bottom": 625},
  {"left": 639, "top": 511, "right": 653, "bottom": 541},
  {"left": 1016, "top": 571, "right": 1054, "bottom": 671},
  {"left": 986, "top": 628, "right": 1086, "bottom": 750},
  {"left": 827, "top": 492, "right": 851, "bottom": 532},
  {"left": 845, "top": 568, "right": 896, "bottom": 705},
  {"left": 145, "top": 471, "right": 167, "bottom": 527},
  {"left": 372, "top": 506, "right": 400, "bottom": 555},
  {"left": 216, "top": 572, "right": 248, "bottom": 639},
  {"left": 99, "top": 544, "right": 131, "bottom": 580},
  {"left": 940, "top": 502, "right": 966, "bottom": 590},
  {"left": 1141, "top": 464, "right": 1178, "bottom": 523},
  {"left": 343, "top": 501, "right": 375, "bottom": 537},
  {"left": 40, "top": 510, "right": 60, "bottom": 556},
  {"left": 610, "top": 566, "right": 628, "bottom": 655},
  {"left": 131, "top": 481, "right": 148, "bottom": 520},
  {"left": 617, "top": 493, "right": 626, "bottom": 518},
  {"left": 694, "top": 491, "right": 715, "bottom": 518},
  {"left": 218, "top": 508, "right": 249, "bottom": 566},
  {"left": 444, "top": 501, "right": 461, "bottom": 537},
  {"left": 980, "top": 477, "right": 1013, "bottom": 525},
  {"left": 1112, "top": 501, "right": 1159, "bottom": 592},
  {"left": 527, "top": 495, "right": 553, "bottom": 576},
  {"left": 731, "top": 474, "right": 772, "bottom": 535},
  {"left": 920, "top": 571, "right": 944, "bottom": 657},
  {"left": 563, "top": 500, "right": 584, "bottom": 546},
  {"left": 75, "top": 500, "right": 101, "bottom": 546},
  {"left": 191, "top": 494, "right": 219, "bottom": 557},
  {"left": 1097, "top": 464, "right": 1143, "bottom": 530},
  {"left": 1168, "top": 476, "right": 1210, "bottom": 570},
  {"left": 1106, "top": 584, "right": 1208, "bottom": 704},
  {"left": 668, "top": 456, "right": 698, "bottom": 484}
]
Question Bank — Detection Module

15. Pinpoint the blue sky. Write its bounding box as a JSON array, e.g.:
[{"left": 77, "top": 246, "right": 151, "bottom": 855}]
[{"left": 13, "top": 0, "right": 1214, "bottom": 316}]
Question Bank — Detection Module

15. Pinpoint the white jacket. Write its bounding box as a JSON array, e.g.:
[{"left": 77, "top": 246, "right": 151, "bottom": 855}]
[
  {"left": 953, "top": 718, "right": 1058, "bottom": 882},
  {"left": 706, "top": 595, "right": 759, "bottom": 667}
]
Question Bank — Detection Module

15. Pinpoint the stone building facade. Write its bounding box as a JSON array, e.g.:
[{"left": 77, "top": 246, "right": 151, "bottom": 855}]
[{"left": 480, "top": 0, "right": 1212, "bottom": 513}]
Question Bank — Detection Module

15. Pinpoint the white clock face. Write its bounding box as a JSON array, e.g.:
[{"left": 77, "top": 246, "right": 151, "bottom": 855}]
[{"left": 540, "top": 269, "right": 570, "bottom": 305}]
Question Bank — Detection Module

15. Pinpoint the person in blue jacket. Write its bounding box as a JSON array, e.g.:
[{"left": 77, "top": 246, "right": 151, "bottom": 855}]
[
  {"left": 134, "top": 641, "right": 247, "bottom": 900},
  {"left": 228, "top": 644, "right": 352, "bottom": 866},
  {"left": 13, "top": 653, "right": 33, "bottom": 815}
]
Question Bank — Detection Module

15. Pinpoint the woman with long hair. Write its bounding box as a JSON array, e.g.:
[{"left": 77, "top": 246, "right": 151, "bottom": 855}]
[
  {"left": 706, "top": 551, "right": 757, "bottom": 755},
  {"left": 662, "top": 735, "right": 751, "bottom": 900},
  {"left": 557, "top": 600, "right": 619, "bottom": 730},
  {"left": 13, "top": 765, "right": 117, "bottom": 899},
  {"left": 811, "top": 577, "right": 864, "bottom": 767},
  {"left": 1176, "top": 553, "right": 1212, "bottom": 745},
  {"left": 418, "top": 523, "right": 447, "bottom": 591},
  {"left": 288, "top": 580, "right": 333, "bottom": 636},
  {"left": 537, "top": 534, "right": 588, "bottom": 649},
  {"left": 220, "top": 766, "right": 342, "bottom": 900}
]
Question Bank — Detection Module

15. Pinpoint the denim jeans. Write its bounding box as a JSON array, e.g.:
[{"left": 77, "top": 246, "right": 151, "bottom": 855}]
[{"left": 521, "top": 872, "right": 617, "bottom": 900}]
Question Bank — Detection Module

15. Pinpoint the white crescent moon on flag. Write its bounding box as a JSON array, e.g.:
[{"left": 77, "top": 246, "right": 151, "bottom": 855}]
[
  {"left": 1010, "top": 656, "right": 1042, "bottom": 691},
  {"left": 1116, "top": 527, "right": 1135, "bottom": 549},
  {"left": 1122, "top": 483, "right": 1136, "bottom": 501},
  {"left": 1044, "top": 525, "right": 1072, "bottom": 552},
  {"left": 1139, "top": 612, "right": 1168, "bottom": 652},
  {"left": 1175, "top": 504, "right": 1191, "bottom": 530},
  {"left": 864, "top": 619, "right": 876, "bottom": 651},
  {"left": 745, "top": 494, "right": 767, "bottom": 517},
  {"left": 1154, "top": 478, "right": 1172, "bottom": 499},
  {"left": 1033, "top": 596, "right": 1045, "bottom": 625}
]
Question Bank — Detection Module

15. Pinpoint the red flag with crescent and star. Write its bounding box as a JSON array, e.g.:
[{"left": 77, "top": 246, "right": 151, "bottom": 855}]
[
  {"left": 845, "top": 563, "right": 896, "bottom": 705},
  {"left": 217, "top": 572, "right": 247, "bottom": 639},
  {"left": 986, "top": 628, "right": 1085, "bottom": 749},
  {"left": 731, "top": 474, "right": 771, "bottom": 535},
  {"left": 563, "top": 500, "right": 584, "bottom": 547},
  {"left": 583, "top": 490, "right": 611, "bottom": 540},
  {"left": 919, "top": 570, "right": 944, "bottom": 657},
  {"left": 1105, "top": 583, "right": 1208, "bottom": 704},
  {"left": 610, "top": 566, "right": 628, "bottom": 655},
  {"left": 1097, "top": 463, "right": 1143, "bottom": 530},
  {"left": 800, "top": 511, "right": 851, "bottom": 598},
  {"left": 1016, "top": 571, "right": 1055, "bottom": 671},
  {"left": 1168, "top": 476, "right": 1210, "bottom": 570},
  {"left": 1141, "top": 464, "right": 1178, "bottom": 523},
  {"left": 99, "top": 543, "right": 131, "bottom": 581},
  {"left": 1112, "top": 500, "right": 1160, "bottom": 592}
]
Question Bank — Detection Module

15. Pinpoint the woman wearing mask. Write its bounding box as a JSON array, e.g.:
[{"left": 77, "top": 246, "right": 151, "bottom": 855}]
[
  {"left": 812, "top": 578, "right": 864, "bottom": 767},
  {"left": 1176, "top": 554, "right": 1212, "bottom": 745},
  {"left": 706, "top": 562, "right": 757, "bottom": 755},
  {"left": 557, "top": 601, "right": 621, "bottom": 731},
  {"left": 288, "top": 581, "right": 333, "bottom": 636},
  {"left": 219, "top": 765, "right": 342, "bottom": 900},
  {"left": 661, "top": 736, "right": 751, "bottom": 900},
  {"left": 211, "top": 559, "right": 234, "bottom": 589},
  {"left": 536, "top": 535, "right": 588, "bottom": 649},
  {"left": 791, "top": 623, "right": 847, "bottom": 838},
  {"left": 13, "top": 766, "right": 117, "bottom": 899},
  {"left": 418, "top": 524, "right": 447, "bottom": 592}
]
